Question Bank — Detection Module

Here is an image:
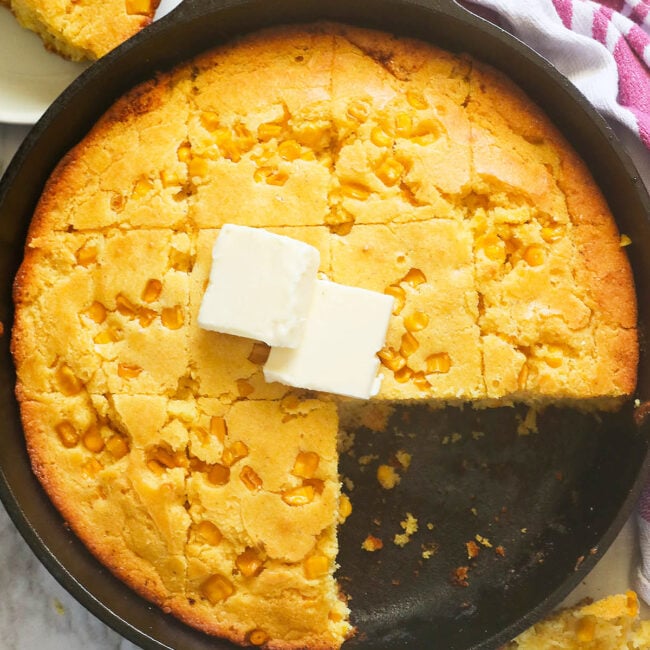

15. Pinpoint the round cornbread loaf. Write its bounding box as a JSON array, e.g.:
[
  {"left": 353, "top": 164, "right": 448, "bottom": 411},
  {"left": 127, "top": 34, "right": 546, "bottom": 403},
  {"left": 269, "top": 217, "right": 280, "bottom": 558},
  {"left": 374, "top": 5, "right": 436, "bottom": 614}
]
[
  {"left": 6, "top": 0, "right": 160, "bottom": 61},
  {"left": 11, "top": 23, "right": 638, "bottom": 649}
]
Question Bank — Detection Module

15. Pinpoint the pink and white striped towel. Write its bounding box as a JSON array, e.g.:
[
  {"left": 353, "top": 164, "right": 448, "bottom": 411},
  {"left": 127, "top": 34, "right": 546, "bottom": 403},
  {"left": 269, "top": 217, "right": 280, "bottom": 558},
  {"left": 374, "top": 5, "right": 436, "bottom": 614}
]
[{"left": 465, "top": 0, "right": 650, "bottom": 605}]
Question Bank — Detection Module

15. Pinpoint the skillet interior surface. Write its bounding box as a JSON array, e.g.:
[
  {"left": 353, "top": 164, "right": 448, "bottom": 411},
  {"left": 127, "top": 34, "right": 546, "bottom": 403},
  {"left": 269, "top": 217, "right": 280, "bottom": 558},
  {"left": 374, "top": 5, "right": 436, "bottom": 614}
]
[{"left": 1, "top": 1, "right": 649, "bottom": 649}]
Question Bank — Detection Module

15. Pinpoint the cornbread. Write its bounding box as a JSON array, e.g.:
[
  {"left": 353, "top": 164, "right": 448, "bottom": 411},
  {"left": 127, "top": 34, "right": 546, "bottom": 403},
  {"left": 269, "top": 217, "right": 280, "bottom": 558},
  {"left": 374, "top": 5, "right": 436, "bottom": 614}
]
[
  {"left": 506, "top": 591, "right": 650, "bottom": 649},
  {"left": 6, "top": 0, "right": 160, "bottom": 61},
  {"left": 11, "top": 23, "right": 638, "bottom": 650}
]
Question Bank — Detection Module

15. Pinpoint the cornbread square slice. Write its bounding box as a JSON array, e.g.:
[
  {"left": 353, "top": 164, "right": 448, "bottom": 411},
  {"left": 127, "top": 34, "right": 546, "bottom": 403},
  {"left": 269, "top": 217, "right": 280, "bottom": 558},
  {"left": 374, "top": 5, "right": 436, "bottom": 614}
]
[
  {"left": 9, "top": 0, "right": 160, "bottom": 61},
  {"left": 13, "top": 230, "right": 191, "bottom": 399},
  {"left": 331, "top": 221, "right": 483, "bottom": 401},
  {"left": 27, "top": 70, "right": 192, "bottom": 237},
  {"left": 189, "top": 227, "right": 331, "bottom": 402}
]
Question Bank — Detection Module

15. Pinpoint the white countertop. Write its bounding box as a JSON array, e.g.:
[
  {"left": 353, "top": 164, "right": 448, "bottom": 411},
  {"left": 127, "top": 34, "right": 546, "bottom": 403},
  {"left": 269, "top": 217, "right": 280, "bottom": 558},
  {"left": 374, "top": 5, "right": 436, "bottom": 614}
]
[{"left": 1, "top": 95, "right": 649, "bottom": 650}]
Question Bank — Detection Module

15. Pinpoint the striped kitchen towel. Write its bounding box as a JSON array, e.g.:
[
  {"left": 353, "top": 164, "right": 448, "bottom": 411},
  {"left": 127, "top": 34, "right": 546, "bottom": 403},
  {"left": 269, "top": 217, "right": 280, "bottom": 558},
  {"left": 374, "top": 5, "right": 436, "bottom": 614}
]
[{"left": 464, "top": 0, "right": 650, "bottom": 149}]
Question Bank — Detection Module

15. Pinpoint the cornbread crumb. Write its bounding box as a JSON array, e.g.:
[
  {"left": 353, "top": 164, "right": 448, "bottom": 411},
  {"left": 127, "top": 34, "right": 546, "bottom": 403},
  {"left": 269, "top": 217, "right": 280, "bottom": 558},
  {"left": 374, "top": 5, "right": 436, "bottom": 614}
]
[
  {"left": 361, "top": 535, "right": 384, "bottom": 552},
  {"left": 394, "top": 512, "right": 418, "bottom": 547},
  {"left": 377, "top": 464, "right": 400, "bottom": 489}
]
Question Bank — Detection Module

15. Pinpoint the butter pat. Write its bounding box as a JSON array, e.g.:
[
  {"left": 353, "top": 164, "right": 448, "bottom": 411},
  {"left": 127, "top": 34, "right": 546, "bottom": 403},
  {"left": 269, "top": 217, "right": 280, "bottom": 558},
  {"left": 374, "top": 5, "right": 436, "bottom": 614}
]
[
  {"left": 198, "top": 224, "right": 320, "bottom": 347},
  {"left": 263, "top": 280, "right": 394, "bottom": 399}
]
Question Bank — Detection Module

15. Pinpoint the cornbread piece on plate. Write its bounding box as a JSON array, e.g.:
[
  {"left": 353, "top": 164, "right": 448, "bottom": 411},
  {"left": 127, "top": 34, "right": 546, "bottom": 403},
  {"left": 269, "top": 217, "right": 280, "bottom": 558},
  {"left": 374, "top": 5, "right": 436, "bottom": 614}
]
[
  {"left": 6, "top": 0, "right": 160, "bottom": 61},
  {"left": 11, "top": 22, "right": 638, "bottom": 650}
]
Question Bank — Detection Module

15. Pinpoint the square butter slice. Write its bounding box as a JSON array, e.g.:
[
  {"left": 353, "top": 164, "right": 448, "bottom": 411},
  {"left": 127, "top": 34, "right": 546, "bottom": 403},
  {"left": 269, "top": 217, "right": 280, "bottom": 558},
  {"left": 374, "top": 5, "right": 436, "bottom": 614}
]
[
  {"left": 263, "top": 279, "right": 394, "bottom": 399},
  {"left": 197, "top": 224, "right": 320, "bottom": 347}
]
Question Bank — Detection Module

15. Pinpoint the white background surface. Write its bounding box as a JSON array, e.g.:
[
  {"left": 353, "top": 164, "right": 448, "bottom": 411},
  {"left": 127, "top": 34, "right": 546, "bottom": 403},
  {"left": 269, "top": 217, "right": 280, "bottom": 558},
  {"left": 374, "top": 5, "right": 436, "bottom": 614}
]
[{"left": 1, "top": 1, "right": 649, "bottom": 646}]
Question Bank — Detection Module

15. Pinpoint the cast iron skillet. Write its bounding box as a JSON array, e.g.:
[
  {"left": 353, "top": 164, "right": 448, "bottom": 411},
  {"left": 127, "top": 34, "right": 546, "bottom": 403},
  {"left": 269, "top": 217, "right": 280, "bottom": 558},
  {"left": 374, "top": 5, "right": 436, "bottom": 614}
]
[{"left": 1, "top": 1, "right": 650, "bottom": 649}]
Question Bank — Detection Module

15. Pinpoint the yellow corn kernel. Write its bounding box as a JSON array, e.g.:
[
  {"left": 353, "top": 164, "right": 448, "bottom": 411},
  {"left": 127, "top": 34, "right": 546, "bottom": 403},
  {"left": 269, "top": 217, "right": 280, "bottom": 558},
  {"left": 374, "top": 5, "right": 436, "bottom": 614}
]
[
  {"left": 56, "top": 364, "right": 83, "bottom": 396},
  {"left": 188, "top": 156, "right": 209, "bottom": 179},
  {"left": 116, "top": 293, "right": 137, "bottom": 318},
  {"left": 370, "top": 125, "right": 392, "bottom": 147},
  {"left": 247, "top": 629, "right": 269, "bottom": 646},
  {"left": 82, "top": 424, "right": 104, "bottom": 453},
  {"left": 394, "top": 366, "right": 414, "bottom": 383},
  {"left": 545, "top": 356, "right": 562, "bottom": 369},
  {"left": 295, "top": 122, "right": 329, "bottom": 149},
  {"left": 82, "top": 458, "right": 103, "bottom": 478},
  {"left": 132, "top": 176, "right": 154, "bottom": 199},
  {"left": 404, "top": 311, "right": 430, "bottom": 332},
  {"left": 106, "top": 434, "right": 129, "bottom": 459},
  {"left": 55, "top": 421, "right": 79, "bottom": 448},
  {"left": 176, "top": 142, "right": 192, "bottom": 162},
  {"left": 347, "top": 98, "right": 371, "bottom": 122},
  {"left": 478, "top": 233, "right": 506, "bottom": 263},
  {"left": 340, "top": 182, "right": 371, "bottom": 200},
  {"left": 401, "top": 268, "right": 427, "bottom": 287},
  {"left": 125, "top": 0, "right": 153, "bottom": 15},
  {"left": 620, "top": 234, "right": 632, "bottom": 247},
  {"left": 195, "top": 521, "right": 222, "bottom": 546},
  {"left": 575, "top": 615, "right": 596, "bottom": 643},
  {"left": 412, "top": 370, "right": 432, "bottom": 392},
  {"left": 400, "top": 332, "right": 419, "bottom": 357},
  {"left": 395, "top": 112, "right": 413, "bottom": 138},
  {"left": 292, "top": 451, "right": 320, "bottom": 479},
  {"left": 254, "top": 166, "right": 289, "bottom": 186},
  {"left": 110, "top": 193, "right": 125, "bottom": 211},
  {"left": 523, "top": 245, "right": 545, "bottom": 266},
  {"left": 117, "top": 363, "right": 142, "bottom": 379},
  {"left": 257, "top": 122, "right": 283, "bottom": 141},
  {"left": 304, "top": 554, "right": 329, "bottom": 580},
  {"left": 161, "top": 306, "right": 184, "bottom": 330},
  {"left": 160, "top": 169, "right": 181, "bottom": 188},
  {"left": 541, "top": 225, "right": 563, "bottom": 243},
  {"left": 76, "top": 243, "right": 98, "bottom": 267},
  {"left": 236, "top": 548, "right": 264, "bottom": 578},
  {"left": 406, "top": 89, "right": 428, "bottom": 110},
  {"left": 240, "top": 466, "right": 263, "bottom": 492},
  {"left": 200, "top": 111, "right": 221, "bottom": 132},
  {"left": 147, "top": 459, "right": 165, "bottom": 476},
  {"left": 517, "top": 362, "right": 529, "bottom": 390},
  {"left": 201, "top": 574, "right": 234, "bottom": 604},
  {"left": 138, "top": 308, "right": 157, "bottom": 327},
  {"left": 150, "top": 446, "right": 182, "bottom": 469},
  {"left": 85, "top": 301, "right": 107, "bottom": 324},
  {"left": 207, "top": 463, "right": 230, "bottom": 485},
  {"left": 282, "top": 484, "right": 315, "bottom": 506},
  {"left": 375, "top": 157, "right": 404, "bottom": 187},
  {"left": 222, "top": 441, "right": 249, "bottom": 467},
  {"left": 236, "top": 379, "right": 255, "bottom": 397},
  {"left": 339, "top": 493, "right": 352, "bottom": 521},
  {"left": 278, "top": 139, "right": 302, "bottom": 161},
  {"left": 378, "top": 346, "right": 406, "bottom": 373},
  {"left": 384, "top": 284, "right": 406, "bottom": 315},
  {"left": 210, "top": 416, "right": 227, "bottom": 442},
  {"left": 248, "top": 342, "right": 270, "bottom": 365},
  {"left": 93, "top": 327, "right": 120, "bottom": 344},
  {"left": 426, "top": 352, "right": 451, "bottom": 374}
]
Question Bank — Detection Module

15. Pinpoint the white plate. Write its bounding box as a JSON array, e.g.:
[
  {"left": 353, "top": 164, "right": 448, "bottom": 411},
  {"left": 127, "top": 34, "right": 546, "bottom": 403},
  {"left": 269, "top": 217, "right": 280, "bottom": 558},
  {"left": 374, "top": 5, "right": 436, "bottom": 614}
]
[{"left": 0, "top": 0, "right": 182, "bottom": 125}]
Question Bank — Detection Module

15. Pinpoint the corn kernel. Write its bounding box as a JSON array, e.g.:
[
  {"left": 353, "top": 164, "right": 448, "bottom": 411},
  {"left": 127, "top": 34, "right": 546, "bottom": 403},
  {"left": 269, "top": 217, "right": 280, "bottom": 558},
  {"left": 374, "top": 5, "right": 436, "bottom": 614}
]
[
  {"left": 82, "top": 458, "right": 103, "bottom": 477},
  {"left": 160, "top": 169, "right": 181, "bottom": 188},
  {"left": 282, "top": 484, "right": 315, "bottom": 506},
  {"left": 85, "top": 301, "right": 107, "bottom": 324},
  {"left": 236, "top": 379, "right": 255, "bottom": 397},
  {"left": 240, "top": 466, "right": 263, "bottom": 491},
  {"left": 401, "top": 268, "right": 426, "bottom": 287},
  {"left": 395, "top": 112, "right": 413, "bottom": 138},
  {"left": 620, "top": 234, "right": 632, "bottom": 247},
  {"left": 201, "top": 574, "right": 234, "bottom": 604},
  {"left": 76, "top": 243, "right": 98, "bottom": 267},
  {"left": 118, "top": 363, "right": 142, "bottom": 379},
  {"left": 295, "top": 122, "right": 329, "bottom": 149},
  {"left": 400, "top": 332, "right": 419, "bottom": 357},
  {"left": 478, "top": 233, "right": 506, "bottom": 263},
  {"left": 142, "top": 279, "right": 162, "bottom": 302},
  {"left": 236, "top": 548, "right": 264, "bottom": 577},
  {"left": 545, "top": 356, "right": 562, "bottom": 369},
  {"left": 188, "top": 157, "right": 209, "bottom": 179},
  {"left": 404, "top": 311, "right": 430, "bottom": 332},
  {"left": 194, "top": 521, "right": 222, "bottom": 546},
  {"left": 278, "top": 139, "right": 302, "bottom": 161},
  {"left": 248, "top": 342, "right": 270, "bottom": 365},
  {"left": 138, "top": 308, "right": 157, "bottom": 327},
  {"left": 384, "top": 284, "right": 406, "bottom": 315},
  {"left": 132, "top": 176, "right": 154, "bottom": 199},
  {"left": 541, "top": 226, "right": 563, "bottom": 243},
  {"left": 339, "top": 493, "right": 352, "bottom": 521},
  {"left": 207, "top": 463, "right": 230, "bottom": 485},
  {"left": 210, "top": 416, "right": 227, "bottom": 442},
  {"left": 56, "top": 364, "right": 83, "bottom": 396},
  {"left": 200, "top": 111, "right": 221, "bottom": 132},
  {"left": 517, "top": 363, "right": 529, "bottom": 390},
  {"left": 106, "top": 434, "right": 129, "bottom": 459},
  {"left": 394, "top": 366, "right": 414, "bottom": 383},
  {"left": 177, "top": 142, "right": 192, "bottom": 162},
  {"left": 247, "top": 629, "right": 269, "bottom": 646},
  {"left": 426, "top": 352, "right": 451, "bottom": 374},
  {"left": 82, "top": 424, "right": 104, "bottom": 453},
  {"left": 161, "top": 306, "right": 184, "bottom": 330},
  {"left": 257, "top": 122, "right": 283, "bottom": 141},
  {"left": 412, "top": 370, "right": 432, "bottom": 391},
  {"left": 406, "top": 89, "right": 428, "bottom": 110},
  {"left": 147, "top": 459, "right": 165, "bottom": 475},
  {"left": 254, "top": 166, "right": 289, "bottom": 186},
  {"left": 222, "top": 441, "right": 249, "bottom": 467},
  {"left": 347, "top": 98, "right": 371, "bottom": 122},
  {"left": 116, "top": 293, "right": 137, "bottom": 318},
  {"left": 151, "top": 446, "right": 185, "bottom": 469},
  {"left": 93, "top": 327, "right": 120, "bottom": 344},
  {"left": 370, "top": 125, "right": 392, "bottom": 148},
  {"left": 292, "top": 452, "right": 320, "bottom": 479},
  {"left": 55, "top": 421, "right": 79, "bottom": 448},
  {"left": 304, "top": 554, "right": 329, "bottom": 580},
  {"left": 523, "top": 245, "right": 545, "bottom": 266},
  {"left": 378, "top": 347, "right": 406, "bottom": 373},
  {"left": 125, "top": 0, "right": 153, "bottom": 15},
  {"left": 575, "top": 615, "right": 596, "bottom": 642},
  {"left": 375, "top": 157, "right": 404, "bottom": 187},
  {"left": 340, "top": 182, "right": 371, "bottom": 200}
]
